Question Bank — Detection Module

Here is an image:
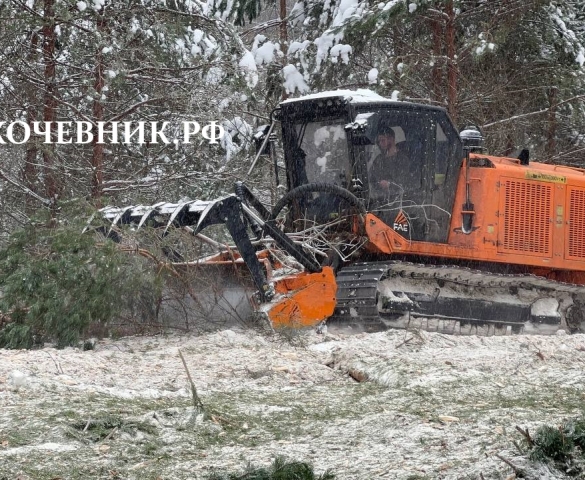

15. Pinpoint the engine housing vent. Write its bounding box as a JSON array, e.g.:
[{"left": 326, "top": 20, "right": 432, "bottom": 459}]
[
  {"left": 568, "top": 188, "right": 585, "bottom": 259},
  {"left": 498, "top": 179, "right": 553, "bottom": 257}
]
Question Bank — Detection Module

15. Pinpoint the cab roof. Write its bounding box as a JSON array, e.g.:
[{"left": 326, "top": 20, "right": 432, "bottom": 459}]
[{"left": 279, "top": 89, "right": 448, "bottom": 115}]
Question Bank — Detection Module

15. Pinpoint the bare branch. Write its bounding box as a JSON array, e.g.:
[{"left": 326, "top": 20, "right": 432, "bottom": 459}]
[
  {"left": 482, "top": 108, "right": 550, "bottom": 129},
  {"left": 178, "top": 349, "right": 206, "bottom": 413},
  {"left": 483, "top": 94, "right": 585, "bottom": 129},
  {"left": 0, "top": 167, "right": 51, "bottom": 206},
  {"left": 106, "top": 98, "right": 165, "bottom": 123}
]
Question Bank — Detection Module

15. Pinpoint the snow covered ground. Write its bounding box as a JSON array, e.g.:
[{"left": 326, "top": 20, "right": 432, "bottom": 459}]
[{"left": 1, "top": 327, "right": 585, "bottom": 479}]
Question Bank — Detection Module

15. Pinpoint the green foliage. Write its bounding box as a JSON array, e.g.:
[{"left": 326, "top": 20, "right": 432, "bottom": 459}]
[
  {"left": 210, "top": 0, "right": 263, "bottom": 26},
  {"left": 0, "top": 323, "right": 33, "bottom": 349},
  {"left": 0, "top": 212, "right": 161, "bottom": 348},
  {"left": 522, "top": 414, "right": 585, "bottom": 475},
  {"left": 568, "top": 418, "right": 585, "bottom": 451},
  {"left": 69, "top": 414, "right": 158, "bottom": 442},
  {"left": 207, "top": 456, "right": 335, "bottom": 480},
  {"left": 530, "top": 425, "right": 575, "bottom": 463}
]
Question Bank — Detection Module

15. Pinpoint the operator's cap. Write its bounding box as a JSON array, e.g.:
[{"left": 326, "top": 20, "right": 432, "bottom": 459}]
[{"left": 378, "top": 123, "right": 396, "bottom": 136}]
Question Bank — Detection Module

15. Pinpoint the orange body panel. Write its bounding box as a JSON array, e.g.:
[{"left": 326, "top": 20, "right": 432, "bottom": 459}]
[
  {"left": 365, "top": 154, "right": 585, "bottom": 285},
  {"left": 267, "top": 267, "right": 337, "bottom": 327}
]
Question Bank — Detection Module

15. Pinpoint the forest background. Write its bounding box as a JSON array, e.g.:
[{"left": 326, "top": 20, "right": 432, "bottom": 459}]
[{"left": 1, "top": 0, "right": 585, "bottom": 345}]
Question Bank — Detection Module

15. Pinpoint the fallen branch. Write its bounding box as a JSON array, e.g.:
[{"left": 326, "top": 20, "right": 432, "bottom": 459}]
[
  {"left": 516, "top": 425, "right": 535, "bottom": 446},
  {"left": 178, "top": 349, "right": 206, "bottom": 414},
  {"left": 101, "top": 426, "right": 118, "bottom": 443},
  {"left": 83, "top": 418, "right": 92, "bottom": 433},
  {"left": 396, "top": 336, "right": 413, "bottom": 349},
  {"left": 45, "top": 351, "right": 64, "bottom": 374},
  {"left": 211, "top": 414, "right": 237, "bottom": 427},
  {"left": 496, "top": 454, "right": 526, "bottom": 476},
  {"left": 347, "top": 368, "right": 368, "bottom": 383},
  {"left": 513, "top": 440, "right": 525, "bottom": 455}
]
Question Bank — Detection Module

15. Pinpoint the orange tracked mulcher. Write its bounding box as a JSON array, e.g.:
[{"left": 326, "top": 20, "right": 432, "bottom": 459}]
[{"left": 99, "top": 90, "right": 585, "bottom": 335}]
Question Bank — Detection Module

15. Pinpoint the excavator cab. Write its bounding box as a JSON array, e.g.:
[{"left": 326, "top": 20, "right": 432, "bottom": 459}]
[{"left": 277, "top": 91, "right": 463, "bottom": 242}]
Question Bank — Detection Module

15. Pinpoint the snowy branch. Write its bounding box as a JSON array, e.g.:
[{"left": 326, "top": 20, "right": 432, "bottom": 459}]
[
  {"left": 54, "top": 97, "right": 97, "bottom": 125},
  {"left": 483, "top": 94, "right": 585, "bottom": 128},
  {"left": 0, "top": 168, "right": 51, "bottom": 206},
  {"left": 106, "top": 98, "right": 165, "bottom": 123}
]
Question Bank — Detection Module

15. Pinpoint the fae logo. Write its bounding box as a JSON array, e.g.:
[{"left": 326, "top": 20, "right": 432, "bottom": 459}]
[{"left": 393, "top": 211, "right": 410, "bottom": 235}]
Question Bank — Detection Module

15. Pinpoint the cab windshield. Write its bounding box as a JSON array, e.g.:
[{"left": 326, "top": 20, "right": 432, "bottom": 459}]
[
  {"left": 352, "top": 109, "right": 434, "bottom": 202},
  {"left": 293, "top": 119, "right": 351, "bottom": 188}
]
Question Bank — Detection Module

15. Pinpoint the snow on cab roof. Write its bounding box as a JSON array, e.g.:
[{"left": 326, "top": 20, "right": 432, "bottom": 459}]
[{"left": 280, "top": 89, "right": 392, "bottom": 104}]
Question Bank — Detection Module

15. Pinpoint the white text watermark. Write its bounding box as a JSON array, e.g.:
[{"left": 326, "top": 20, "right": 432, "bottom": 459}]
[{"left": 0, "top": 121, "right": 225, "bottom": 145}]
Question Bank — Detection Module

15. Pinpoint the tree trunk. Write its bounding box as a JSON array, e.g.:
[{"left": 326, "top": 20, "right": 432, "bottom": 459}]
[
  {"left": 504, "top": 133, "right": 515, "bottom": 157},
  {"left": 430, "top": 14, "right": 443, "bottom": 105},
  {"left": 546, "top": 86, "right": 558, "bottom": 162},
  {"left": 92, "top": 10, "right": 106, "bottom": 205},
  {"left": 280, "top": 0, "right": 288, "bottom": 100},
  {"left": 42, "top": 0, "right": 58, "bottom": 207},
  {"left": 445, "top": 0, "right": 458, "bottom": 123},
  {"left": 23, "top": 31, "right": 39, "bottom": 213}
]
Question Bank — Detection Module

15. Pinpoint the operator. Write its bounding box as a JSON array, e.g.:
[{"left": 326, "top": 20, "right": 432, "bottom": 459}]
[{"left": 368, "top": 125, "right": 413, "bottom": 198}]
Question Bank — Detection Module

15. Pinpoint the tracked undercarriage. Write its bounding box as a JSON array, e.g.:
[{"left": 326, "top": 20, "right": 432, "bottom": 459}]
[{"left": 332, "top": 262, "right": 585, "bottom": 335}]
